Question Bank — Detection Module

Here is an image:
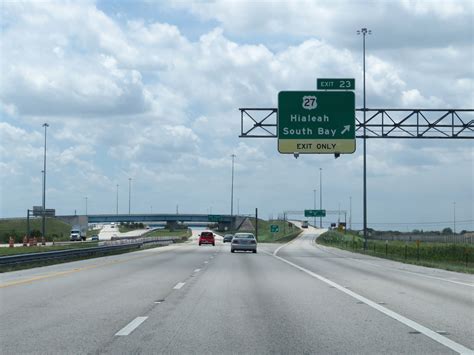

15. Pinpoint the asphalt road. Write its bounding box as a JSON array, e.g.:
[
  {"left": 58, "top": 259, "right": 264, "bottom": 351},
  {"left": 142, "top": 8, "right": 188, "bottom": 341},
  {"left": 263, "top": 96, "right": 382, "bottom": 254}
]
[{"left": 1, "top": 227, "right": 473, "bottom": 354}]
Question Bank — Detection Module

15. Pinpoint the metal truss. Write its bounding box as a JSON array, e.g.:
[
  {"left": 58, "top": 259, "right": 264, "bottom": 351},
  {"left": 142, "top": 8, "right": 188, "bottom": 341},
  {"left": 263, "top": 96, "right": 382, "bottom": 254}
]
[{"left": 240, "top": 108, "right": 474, "bottom": 139}]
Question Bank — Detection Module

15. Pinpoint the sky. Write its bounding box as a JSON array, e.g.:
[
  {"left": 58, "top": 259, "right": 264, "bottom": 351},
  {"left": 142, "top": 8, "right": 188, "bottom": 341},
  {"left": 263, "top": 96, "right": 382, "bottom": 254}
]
[{"left": 0, "top": 0, "right": 473, "bottom": 231}]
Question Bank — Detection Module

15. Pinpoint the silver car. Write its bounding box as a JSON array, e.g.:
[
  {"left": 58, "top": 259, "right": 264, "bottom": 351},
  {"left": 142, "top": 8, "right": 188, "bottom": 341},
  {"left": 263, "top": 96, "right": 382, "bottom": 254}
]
[{"left": 231, "top": 233, "right": 257, "bottom": 253}]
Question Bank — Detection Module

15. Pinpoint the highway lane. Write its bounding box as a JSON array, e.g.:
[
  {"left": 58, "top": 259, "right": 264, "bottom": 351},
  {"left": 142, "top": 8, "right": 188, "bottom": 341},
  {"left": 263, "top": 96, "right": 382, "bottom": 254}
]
[{"left": 1, "top": 229, "right": 473, "bottom": 354}]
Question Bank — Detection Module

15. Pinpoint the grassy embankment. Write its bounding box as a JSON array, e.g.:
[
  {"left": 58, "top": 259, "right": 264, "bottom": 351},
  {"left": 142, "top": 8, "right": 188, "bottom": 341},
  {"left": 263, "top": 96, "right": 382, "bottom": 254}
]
[
  {"left": 317, "top": 230, "right": 474, "bottom": 274},
  {"left": 223, "top": 218, "right": 301, "bottom": 243},
  {"left": 0, "top": 242, "right": 99, "bottom": 256},
  {"left": 0, "top": 218, "right": 71, "bottom": 243}
]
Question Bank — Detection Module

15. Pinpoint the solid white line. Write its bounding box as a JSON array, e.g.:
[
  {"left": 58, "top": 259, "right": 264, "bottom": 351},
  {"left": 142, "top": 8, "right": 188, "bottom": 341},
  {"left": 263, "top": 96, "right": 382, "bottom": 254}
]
[
  {"left": 173, "top": 282, "right": 185, "bottom": 290},
  {"left": 194, "top": 268, "right": 201, "bottom": 273},
  {"left": 115, "top": 316, "right": 148, "bottom": 336},
  {"left": 270, "top": 250, "right": 473, "bottom": 354}
]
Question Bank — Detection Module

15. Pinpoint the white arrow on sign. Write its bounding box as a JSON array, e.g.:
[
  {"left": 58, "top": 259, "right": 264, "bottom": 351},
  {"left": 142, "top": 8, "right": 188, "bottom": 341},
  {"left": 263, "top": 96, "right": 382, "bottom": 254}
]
[{"left": 341, "top": 125, "right": 350, "bottom": 134}]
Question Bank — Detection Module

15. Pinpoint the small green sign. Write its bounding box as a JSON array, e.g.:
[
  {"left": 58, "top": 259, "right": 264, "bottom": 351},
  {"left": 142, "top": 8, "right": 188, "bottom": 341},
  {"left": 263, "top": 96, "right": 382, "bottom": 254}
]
[
  {"left": 270, "top": 225, "right": 279, "bottom": 233},
  {"left": 208, "top": 215, "right": 222, "bottom": 222},
  {"left": 304, "top": 209, "right": 326, "bottom": 217},
  {"left": 317, "top": 78, "right": 355, "bottom": 90},
  {"left": 278, "top": 91, "right": 355, "bottom": 154}
]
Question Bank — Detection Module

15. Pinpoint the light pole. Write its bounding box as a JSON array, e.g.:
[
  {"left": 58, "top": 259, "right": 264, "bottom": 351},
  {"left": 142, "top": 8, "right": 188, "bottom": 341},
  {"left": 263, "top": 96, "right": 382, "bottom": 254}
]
[
  {"left": 313, "top": 189, "right": 317, "bottom": 227},
  {"left": 357, "top": 27, "right": 371, "bottom": 250},
  {"left": 128, "top": 178, "right": 132, "bottom": 215},
  {"left": 116, "top": 184, "right": 119, "bottom": 215},
  {"left": 230, "top": 154, "right": 236, "bottom": 218},
  {"left": 85, "top": 196, "right": 88, "bottom": 215},
  {"left": 319, "top": 168, "right": 323, "bottom": 228},
  {"left": 453, "top": 202, "right": 456, "bottom": 235},
  {"left": 349, "top": 196, "right": 352, "bottom": 230},
  {"left": 41, "top": 123, "right": 49, "bottom": 239}
]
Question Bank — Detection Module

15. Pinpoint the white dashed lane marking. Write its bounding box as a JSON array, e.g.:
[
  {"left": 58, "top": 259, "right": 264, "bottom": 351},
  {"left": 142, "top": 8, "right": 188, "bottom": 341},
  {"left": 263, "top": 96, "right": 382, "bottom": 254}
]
[
  {"left": 173, "top": 282, "right": 185, "bottom": 290},
  {"left": 115, "top": 317, "right": 148, "bottom": 336}
]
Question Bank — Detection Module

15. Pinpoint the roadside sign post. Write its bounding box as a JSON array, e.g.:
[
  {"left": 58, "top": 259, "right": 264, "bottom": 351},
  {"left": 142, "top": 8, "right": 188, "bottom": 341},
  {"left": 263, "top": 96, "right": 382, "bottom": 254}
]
[
  {"left": 278, "top": 91, "right": 355, "bottom": 154},
  {"left": 270, "top": 225, "right": 279, "bottom": 233}
]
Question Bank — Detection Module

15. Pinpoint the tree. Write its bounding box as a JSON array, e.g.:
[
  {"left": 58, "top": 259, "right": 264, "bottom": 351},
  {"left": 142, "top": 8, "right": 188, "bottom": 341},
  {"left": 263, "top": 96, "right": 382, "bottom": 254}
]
[{"left": 442, "top": 227, "right": 453, "bottom": 235}]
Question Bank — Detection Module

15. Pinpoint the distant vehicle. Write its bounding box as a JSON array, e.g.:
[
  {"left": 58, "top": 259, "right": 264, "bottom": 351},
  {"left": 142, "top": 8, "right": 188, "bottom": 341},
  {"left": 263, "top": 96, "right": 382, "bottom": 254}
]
[
  {"left": 70, "top": 225, "right": 87, "bottom": 241},
  {"left": 91, "top": 235, "right": 99, "bottom": 241},
  {"left": 223, "top": 234, "right": 234, "bottom": 243},
  {"left": 199, "top": 231, "right": 215, "bottom": 246},
  {"left": 231, "top": 233, "right": 257, "bottom": 253},
  {"left": 301, "top": 221, "right": 309, "bottom": 228}
]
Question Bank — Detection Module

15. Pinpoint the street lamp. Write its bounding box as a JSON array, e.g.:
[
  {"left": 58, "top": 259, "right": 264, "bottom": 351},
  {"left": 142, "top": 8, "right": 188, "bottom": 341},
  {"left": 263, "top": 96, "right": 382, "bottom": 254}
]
[
  {"left": 319, "top": 168, "right": 323, "bottom": 228},
  {"left": 313, "top": 189, "right": 317, "bottom": 227},
  {"left": 349, "top": 196, "right": 352, "bottom": 230},
  {"left": 357, "top": 27, "right": 371, "bottom": 250},
  {"left": 230, "top": 154, "right": 236, "bottom": 218},
  {"left": 453, "top": 202, "right": 456, "bottom": 235},
  {"left": 128, "top": 178, "right": 132, "bottom": 215},
  {"left": 116, "top": 184, "right": 119, "bottom": 215},
  {"left": 41, "top": 123, "right": 49, "bottom": 239}
]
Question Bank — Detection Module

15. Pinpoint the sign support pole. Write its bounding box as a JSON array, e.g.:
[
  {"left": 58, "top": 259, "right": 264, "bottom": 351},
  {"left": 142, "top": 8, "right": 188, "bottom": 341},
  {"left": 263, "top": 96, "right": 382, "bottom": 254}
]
[
  {"left": 359, "top": 27, "right": 371, "bottom": 251},
  {"left": 255, "top": 208, "right": 258, "bottom": 241}
]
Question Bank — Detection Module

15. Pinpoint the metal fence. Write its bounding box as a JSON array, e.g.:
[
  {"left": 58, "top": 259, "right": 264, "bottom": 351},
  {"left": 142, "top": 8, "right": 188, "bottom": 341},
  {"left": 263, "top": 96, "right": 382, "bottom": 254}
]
[
  {"left": 369, "top": 234, "right": 473, "bottom": 244},
  {"left": 0, "top": 237, "right": 178, "bottom": 267}
]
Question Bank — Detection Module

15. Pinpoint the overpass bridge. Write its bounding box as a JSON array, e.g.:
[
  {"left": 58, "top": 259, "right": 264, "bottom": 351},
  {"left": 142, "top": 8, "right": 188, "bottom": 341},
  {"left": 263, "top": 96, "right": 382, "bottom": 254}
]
[{"left": 56, "top": 214, "right": 237, "bottom": 231}]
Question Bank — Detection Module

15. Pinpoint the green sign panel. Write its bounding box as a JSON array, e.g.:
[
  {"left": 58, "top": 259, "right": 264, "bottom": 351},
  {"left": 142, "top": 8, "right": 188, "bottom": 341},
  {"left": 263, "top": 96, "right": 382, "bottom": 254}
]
[
  {"left": 208, "top": 215, "right": 222, "bottom": 222},
  {"left": 278, "top": 91, "right": 355, "bottom": 154},
  {"left": 317, "top": 78, "right": 355, "bottom": 90},
  {"left": 270, "top": 225, "right": 279, "bottom": 233},
  {"left": 304, "top": 209, "right": 326, "bottom": 217}
]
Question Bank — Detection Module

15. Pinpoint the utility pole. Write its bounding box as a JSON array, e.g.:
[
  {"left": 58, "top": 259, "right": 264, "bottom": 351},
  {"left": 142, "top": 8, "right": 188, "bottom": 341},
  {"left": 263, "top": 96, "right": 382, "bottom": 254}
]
[
  {"left": 85, "top": 196, "right": 88, "bottom": 215},
  {"left": 128, "top": 178, "right": 132, "bottom": 215},
  {"left": 357, "top": 27, "right": 371, "bottom": 250},
  {"left": 41, "top": 123, "right": 49, "bottom": 240},
  {"left": 230, "top": 154, "right": 236, "bottom": 218}
]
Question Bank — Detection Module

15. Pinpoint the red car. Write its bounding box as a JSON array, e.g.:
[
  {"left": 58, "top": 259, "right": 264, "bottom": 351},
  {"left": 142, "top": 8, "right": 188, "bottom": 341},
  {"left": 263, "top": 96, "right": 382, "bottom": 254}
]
[{"left": 199, "top": 231, "right": 215, "bottom": 246}]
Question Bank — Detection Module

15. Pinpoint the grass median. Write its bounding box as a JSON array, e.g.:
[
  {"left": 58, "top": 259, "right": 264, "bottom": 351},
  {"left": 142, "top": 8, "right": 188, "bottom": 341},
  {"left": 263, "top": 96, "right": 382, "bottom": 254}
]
[{"left": 317, "top": 230, "right": 474, "bottom": 274}]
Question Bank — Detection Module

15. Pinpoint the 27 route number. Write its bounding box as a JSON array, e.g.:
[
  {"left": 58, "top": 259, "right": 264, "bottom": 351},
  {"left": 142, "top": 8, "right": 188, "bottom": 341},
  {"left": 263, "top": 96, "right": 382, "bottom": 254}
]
[{"left": 302, "top": 95, "right": 317, "bottom": 110}]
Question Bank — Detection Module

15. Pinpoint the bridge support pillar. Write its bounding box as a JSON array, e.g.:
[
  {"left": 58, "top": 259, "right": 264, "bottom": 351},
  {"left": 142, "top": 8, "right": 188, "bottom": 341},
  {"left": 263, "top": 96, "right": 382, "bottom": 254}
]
[
  {"left": 166, "top": 221, "right": 179, "bottom": 231},
  {"left": 217, "top": 222, "right": 231, "bottom": 232}
]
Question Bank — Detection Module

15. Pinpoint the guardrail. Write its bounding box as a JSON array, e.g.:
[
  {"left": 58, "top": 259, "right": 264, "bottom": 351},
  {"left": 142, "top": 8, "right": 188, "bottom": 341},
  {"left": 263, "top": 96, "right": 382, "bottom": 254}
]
[{"left": 0, "top": 237, "right": 178, "bottom": 267}]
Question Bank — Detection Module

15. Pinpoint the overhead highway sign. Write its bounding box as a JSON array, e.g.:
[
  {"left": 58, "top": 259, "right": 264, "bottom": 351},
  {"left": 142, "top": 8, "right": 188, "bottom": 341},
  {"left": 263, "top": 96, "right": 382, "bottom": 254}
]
[
  {"left": 317, "top": 78, "right": 355, "bottom": 90},
  {"left": 278, "top": 91, "right": 356, "bottom": 154},
  {"left": 304, "top": 209, "right": 326, "bottom": 217}
]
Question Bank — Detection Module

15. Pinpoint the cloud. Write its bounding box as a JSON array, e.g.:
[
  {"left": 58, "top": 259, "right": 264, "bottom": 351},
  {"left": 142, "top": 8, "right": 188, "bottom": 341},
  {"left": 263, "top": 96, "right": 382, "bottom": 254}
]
[{"left": 0, "top": 1, "right": 472, "bottom": 228}]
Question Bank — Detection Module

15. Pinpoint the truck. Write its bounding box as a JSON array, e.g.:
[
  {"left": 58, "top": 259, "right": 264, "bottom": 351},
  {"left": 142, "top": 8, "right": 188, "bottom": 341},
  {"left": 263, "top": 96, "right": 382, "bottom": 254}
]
[{"left": 70, "top": 225, "right": 87, "bottom": 241}]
